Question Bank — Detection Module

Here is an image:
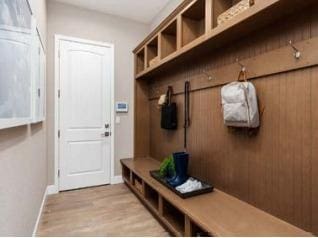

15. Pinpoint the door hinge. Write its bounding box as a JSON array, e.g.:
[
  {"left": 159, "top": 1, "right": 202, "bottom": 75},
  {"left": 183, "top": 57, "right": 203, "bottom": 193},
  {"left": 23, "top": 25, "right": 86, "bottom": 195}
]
[
  {"left": 58, "top": 169, "right": 60, "bottom": 177},
  {"left": 58, "top": 89, "right": 61, "bottom": 98},
  {"left": 58, "top": 130, "right": 61, "bottom": 138}
]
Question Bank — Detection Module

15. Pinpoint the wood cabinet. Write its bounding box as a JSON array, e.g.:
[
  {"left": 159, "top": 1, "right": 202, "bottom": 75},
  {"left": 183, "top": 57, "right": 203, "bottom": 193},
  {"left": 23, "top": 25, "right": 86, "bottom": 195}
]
[{"left": 133, "top": 0, "right": 316, "bottom": 79}]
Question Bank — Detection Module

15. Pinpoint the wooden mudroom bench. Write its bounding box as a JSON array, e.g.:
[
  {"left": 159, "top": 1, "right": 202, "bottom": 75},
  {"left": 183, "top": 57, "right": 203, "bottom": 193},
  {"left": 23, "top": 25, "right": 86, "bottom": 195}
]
[{"left": 121, "top": 158, "right": 310, "bottom": 237}]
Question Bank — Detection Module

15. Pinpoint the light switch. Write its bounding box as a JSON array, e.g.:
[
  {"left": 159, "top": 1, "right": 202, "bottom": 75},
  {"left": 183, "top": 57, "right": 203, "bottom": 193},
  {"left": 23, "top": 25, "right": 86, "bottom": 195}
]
[{"left": 115, "top": 116, "right": 121, "bottom": 124}]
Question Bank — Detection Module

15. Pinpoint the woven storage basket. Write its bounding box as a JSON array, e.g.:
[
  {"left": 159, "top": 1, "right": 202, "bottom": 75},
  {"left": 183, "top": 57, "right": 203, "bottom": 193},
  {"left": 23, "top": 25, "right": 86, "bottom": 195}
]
[
  {"left": 217, "top": 0, "right": 255, "bottom": 26},
  {"left": 149, "top": 56, "right": 159, "bottom": 67}
]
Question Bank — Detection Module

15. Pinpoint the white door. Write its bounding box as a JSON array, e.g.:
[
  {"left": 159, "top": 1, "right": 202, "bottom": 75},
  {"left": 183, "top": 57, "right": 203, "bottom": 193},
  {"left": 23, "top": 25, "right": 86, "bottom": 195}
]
[{"left": 58, "top": 39, "right": 113, "bottom": 191}]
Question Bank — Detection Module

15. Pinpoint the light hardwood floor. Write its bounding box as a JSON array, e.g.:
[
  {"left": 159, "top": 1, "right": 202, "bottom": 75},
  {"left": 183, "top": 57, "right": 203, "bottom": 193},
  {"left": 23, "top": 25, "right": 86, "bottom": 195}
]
[{"left": 37, "top": 184, "right": 169, "bottom": 237}]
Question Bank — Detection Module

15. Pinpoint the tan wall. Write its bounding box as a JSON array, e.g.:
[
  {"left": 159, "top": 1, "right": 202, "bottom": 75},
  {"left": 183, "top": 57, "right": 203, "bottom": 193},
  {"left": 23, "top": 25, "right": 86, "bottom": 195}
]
[
  {"left": 149, "top": 0, "right": 183, "bottom": 31},
  {"left": 0, "top": 0, "right": 47, "bottom": 236},
  {"left": 46, "top": 1, "right": 149, "bottom": 184}
]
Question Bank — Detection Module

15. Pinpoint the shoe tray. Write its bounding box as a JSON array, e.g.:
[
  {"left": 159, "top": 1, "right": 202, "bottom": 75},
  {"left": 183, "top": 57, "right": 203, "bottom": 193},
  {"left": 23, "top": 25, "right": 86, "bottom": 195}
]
[{"left": 150, "top": 170, "right": 214, "bottom": 199}]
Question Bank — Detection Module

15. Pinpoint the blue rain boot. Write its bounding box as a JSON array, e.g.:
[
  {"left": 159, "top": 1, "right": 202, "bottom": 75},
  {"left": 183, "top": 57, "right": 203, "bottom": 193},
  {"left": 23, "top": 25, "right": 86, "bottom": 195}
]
[
  {"left": 166, "top": 152, "right": 186, "bottom": 183},
  {"left": 168, "top": 152, "right": 189, "bottom": 187}
]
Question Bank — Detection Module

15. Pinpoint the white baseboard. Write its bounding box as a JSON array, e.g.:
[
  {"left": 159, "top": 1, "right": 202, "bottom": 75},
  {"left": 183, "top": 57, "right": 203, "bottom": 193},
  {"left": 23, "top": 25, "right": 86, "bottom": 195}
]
[
  {"left": 111, "top": 175, "right": 123, "bottom": 184},
  {"left": 32, "top": 186, "right": 48, "bottom": 237},
  {"left": 47, "top": 185, "right": 59, "bottom": 195}
]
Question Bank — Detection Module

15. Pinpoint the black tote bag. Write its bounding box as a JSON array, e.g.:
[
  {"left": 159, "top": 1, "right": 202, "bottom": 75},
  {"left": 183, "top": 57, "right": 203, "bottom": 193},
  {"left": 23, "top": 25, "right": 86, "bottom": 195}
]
[{"left": 161, "top": 86, "right": 177, "bottom": 130}]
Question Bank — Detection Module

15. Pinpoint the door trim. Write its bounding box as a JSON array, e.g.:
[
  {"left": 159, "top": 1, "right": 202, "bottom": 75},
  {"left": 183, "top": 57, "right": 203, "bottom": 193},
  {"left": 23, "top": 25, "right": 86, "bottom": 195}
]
[{"left": 53, "top": 34, "right": 115, "bottom": 193}]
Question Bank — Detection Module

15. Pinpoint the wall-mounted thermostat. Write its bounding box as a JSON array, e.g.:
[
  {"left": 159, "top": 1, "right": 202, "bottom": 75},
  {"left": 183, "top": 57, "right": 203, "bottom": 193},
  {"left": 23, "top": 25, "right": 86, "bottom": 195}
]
[{"left": 116, "top": 102, "right": 129, "bottom": 113}]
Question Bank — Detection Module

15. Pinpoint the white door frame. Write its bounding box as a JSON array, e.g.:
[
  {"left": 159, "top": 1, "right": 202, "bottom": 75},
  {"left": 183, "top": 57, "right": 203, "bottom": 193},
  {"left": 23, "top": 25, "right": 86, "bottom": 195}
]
[{"left": 52, "top": 34, "right": 116, "bottom": 193}]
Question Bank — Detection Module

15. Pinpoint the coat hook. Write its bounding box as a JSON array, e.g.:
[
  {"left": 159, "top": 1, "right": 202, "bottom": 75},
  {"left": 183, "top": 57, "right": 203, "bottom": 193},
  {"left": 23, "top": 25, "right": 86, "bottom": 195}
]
[
  {"left": 288, "top": 40, "right": 301, "bottom": 59},
  {"left": 202, "top": 70, "right": 213, "bottom": 81},
  {"left": 236, "top": 58, "right": 246, "bottom": 72}
]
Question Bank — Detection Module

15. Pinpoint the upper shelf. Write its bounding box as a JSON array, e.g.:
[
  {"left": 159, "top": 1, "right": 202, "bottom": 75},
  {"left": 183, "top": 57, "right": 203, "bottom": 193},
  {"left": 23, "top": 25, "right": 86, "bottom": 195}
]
[{"left": 134, "top": 0, "right": 317, "bottom": 80}]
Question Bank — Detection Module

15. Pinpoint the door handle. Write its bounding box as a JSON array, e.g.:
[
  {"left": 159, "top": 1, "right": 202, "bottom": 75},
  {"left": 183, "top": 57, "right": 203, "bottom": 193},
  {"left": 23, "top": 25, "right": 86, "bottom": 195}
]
[{"left": 101, "top": 132, "right": 110, "bottom": 137}]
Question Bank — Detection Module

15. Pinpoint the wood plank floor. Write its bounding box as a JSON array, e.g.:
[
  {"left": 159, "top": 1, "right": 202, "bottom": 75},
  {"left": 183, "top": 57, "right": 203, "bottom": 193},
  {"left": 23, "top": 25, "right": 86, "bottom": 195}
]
[{"left": 37, "top": 184, "right": 169, "bottom": 237}]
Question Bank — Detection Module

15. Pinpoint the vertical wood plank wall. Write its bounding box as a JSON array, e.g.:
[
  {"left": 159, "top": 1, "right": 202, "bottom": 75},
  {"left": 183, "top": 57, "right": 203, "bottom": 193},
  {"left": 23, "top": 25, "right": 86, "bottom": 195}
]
[{"left": 139, "top": 7, "right": 318, "bottom": 234}]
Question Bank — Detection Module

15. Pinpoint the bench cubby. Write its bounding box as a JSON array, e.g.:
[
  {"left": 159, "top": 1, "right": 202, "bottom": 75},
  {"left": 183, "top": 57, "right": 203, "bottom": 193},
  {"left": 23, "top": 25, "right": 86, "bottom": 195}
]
[
  {"left": 162, "top": 198, "right": 185, "bottom": 236},
  {"left": 121, "top": 158, "right": 309, "bottom": 237},
  {"left": 144, "top": 183, "right": 159, "bottom": 210}
]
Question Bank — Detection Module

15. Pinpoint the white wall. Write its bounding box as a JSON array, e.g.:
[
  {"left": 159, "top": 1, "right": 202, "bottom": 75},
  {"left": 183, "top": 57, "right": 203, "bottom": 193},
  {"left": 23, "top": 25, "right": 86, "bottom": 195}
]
[
  {"left": 46, "top": 1, "right": 149, "bottom": 185},
  {"left": 150, "top": 0, "right": 182, "bottom": 31},
  {"left": 0, "top": 0, "right": 47, "bottom": 236}
]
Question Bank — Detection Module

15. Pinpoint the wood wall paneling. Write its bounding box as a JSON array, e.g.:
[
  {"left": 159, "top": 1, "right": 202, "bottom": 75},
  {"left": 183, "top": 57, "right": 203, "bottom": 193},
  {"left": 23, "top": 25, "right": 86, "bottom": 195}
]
[
  {"left": 312, "top": 67, "right": 318, "bottom": 235},
  {"left": 311, "top": 23, "right": 318, "bottom": 234},
  {"left": 134, "top": 79, "right": 150, "bottom": 158}
]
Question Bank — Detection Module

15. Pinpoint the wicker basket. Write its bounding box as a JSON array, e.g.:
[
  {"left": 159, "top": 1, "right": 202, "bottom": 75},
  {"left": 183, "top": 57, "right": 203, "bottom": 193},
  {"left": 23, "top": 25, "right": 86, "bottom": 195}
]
[
  {"left": 217, "top": 0, "right": 255, "bottom": 26},
  {"left": 149, "top": 56, "right": 159, "bottom": 67}
]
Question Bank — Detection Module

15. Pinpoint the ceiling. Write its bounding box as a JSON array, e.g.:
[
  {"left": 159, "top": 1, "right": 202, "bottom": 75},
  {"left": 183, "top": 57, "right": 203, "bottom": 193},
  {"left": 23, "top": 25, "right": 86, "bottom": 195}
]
[{"left": 51, "top": 0, "right": 171, "bottom": 24}]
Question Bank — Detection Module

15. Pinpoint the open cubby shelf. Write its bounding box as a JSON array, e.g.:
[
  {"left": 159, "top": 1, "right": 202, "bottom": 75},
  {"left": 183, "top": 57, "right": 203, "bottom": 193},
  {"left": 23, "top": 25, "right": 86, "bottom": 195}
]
[
  {"left": 121, "top": 158, "right": 309, "bottom": 237},
  {"left": 134, "top": 0, "right": 316, "bottom": 79},
  {"left": 162, "top": 198, "right": 185, "bottom": 236},
  {"left": 144, "top": 183, "right": 159, "bottom": 210},
  {"left": 212, "top": 0, "right": 236, "bottom": 27},
  {"left": 135, "top": 48, "right": 145, "bottom": 75},
  {"left": 132, "top": 172, "right": 143, "bottom": 194},
  {"left": 181, "top": 0, "right": 206, "bottom": 47},
  {"left": 160, "top": 20, "right": 177, "bottom": 59},
  {"left": 191, "top": 221, "right": 210, "bottom": 237},
  {"left": 146, "top": 37, "right": 159, "bottom": 68},
  {"left": 122, "top": 164, "right": 131, "bottom": 182}
]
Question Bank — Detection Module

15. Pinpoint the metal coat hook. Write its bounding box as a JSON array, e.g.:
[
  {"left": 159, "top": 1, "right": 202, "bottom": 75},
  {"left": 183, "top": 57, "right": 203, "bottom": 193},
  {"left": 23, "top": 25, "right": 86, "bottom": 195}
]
[
  {"left": 202, "top": 70, "right": 213, "bottom": 81},
  {"left": 236, "top": 58, "right": 246, "bottom": 72},
  {"left": 289, "top": 40, "right": 301, "bottom": 59}
]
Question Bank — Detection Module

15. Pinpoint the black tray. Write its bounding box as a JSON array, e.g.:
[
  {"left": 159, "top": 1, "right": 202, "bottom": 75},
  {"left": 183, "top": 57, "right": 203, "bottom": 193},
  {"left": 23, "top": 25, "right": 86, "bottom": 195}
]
[{"left": 150, "top": 170, "right": 213, "bottom": 199}]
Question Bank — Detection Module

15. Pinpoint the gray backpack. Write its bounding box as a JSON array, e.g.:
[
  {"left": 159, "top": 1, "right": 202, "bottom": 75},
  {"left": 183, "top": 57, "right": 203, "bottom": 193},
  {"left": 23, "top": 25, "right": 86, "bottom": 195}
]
[{"left": 221, "top": 71, "right": 260, "bottom": 128}]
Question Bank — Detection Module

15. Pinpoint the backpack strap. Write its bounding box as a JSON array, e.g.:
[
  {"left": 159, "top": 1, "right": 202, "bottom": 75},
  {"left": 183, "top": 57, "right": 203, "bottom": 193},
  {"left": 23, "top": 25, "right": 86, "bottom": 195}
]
[
  {"left": 238, "top": 69, "right": 248, "bottom": 82},
  {"left": 166, "top": 86, "right": 173, "bottom": 105},
  {"left": 184, "top": 81, "right": 190, "bottom": 150},
  {"left": 241, "top": 83, "right": 251, "bottom": 127}
]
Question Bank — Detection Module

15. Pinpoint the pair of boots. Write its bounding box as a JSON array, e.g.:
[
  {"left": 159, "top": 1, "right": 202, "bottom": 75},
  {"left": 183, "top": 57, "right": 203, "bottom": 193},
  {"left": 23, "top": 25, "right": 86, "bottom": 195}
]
[{"left": 167, "top": 152, "right": 189, "bottom": 187}]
